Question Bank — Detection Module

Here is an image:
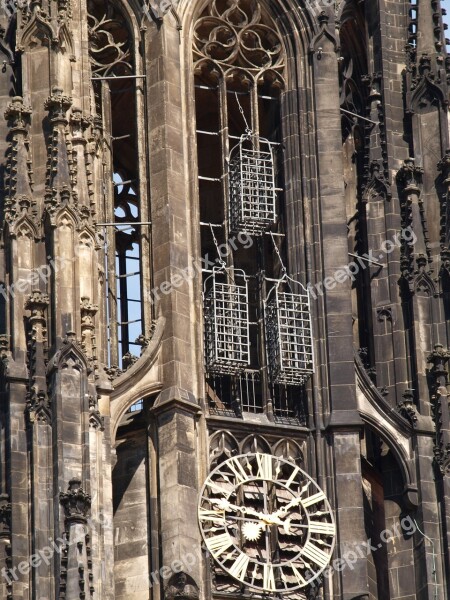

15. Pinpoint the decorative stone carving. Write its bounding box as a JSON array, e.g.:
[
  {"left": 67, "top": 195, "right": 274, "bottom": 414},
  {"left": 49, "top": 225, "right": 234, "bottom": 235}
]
[
  {"left": 122, "top": 352, "right": 139, "bottom": 370},
  {"left": 60, "top": 479, "right": 91, "bottom": 523},
  {"left": 44, "top": 88, "right": 76, "bottom": 218},
  {"left": 3, "top": 97, "right": 35, "bottom": 228},
  {"left": 427, "top": 346, "right": 450, "bottom": 475},
  {"left": 0, "top": 494, "right": 11, "bottom": 538},
  {"left": 165, "top": 572, "right": 200, "bottom": 600},
  {"left": 438, "top": 150, "right": 450, "bottom": 263},
  {"left": 88, "top": 395, "right": 104, "bottom": 430},
  {"left": 309, "top": 11, "right": 340, "bottom": 57},
  {"left": 193, "top": 0, "right": 285, "bottom": 77},
  {"left": 362, "top": 159, "right": 391, "bottom": 202},
  {"left": 397, "top": 389, "right": 418, "bottom": 427},
  {"left": 80, "top": 297, "right": 98, "bottom": 359},
  {"left": 25, "top": 291, "right": 51, "bottom": 423},
  {"left": 376, "top": 306, "right": 392, "bottom": 323},
  {"left": 397, "top": 158, "right": 432, "bottom": 288},
  {"left": 406, "top": 52, "right": 449, "bottom": 113},
  {"left": 88, "top": 0, "right": 132, "bottom": 77}
]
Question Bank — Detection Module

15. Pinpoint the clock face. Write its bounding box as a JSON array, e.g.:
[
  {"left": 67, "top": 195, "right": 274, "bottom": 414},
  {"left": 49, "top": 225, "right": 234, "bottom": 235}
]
[{"left": 198, "top": 453, "right": 335, "bottom": 593}]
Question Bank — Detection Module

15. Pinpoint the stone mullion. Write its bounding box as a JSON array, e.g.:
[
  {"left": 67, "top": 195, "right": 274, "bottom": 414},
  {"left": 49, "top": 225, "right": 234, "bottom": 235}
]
[
  {"left": 310, "top": 15, "right": 367, "bottom": 599},
  {"left": 100, "top": 81, "right": 119, "bottom": 369},
  {"left": 134, "top": 37, "right": 153, "bottom": 340}
]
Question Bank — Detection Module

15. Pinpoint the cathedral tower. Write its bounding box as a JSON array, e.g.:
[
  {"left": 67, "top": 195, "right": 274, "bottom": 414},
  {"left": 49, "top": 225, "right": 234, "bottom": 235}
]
[{"left": 0, "top": 0, "right": 449, "bottom": 599}]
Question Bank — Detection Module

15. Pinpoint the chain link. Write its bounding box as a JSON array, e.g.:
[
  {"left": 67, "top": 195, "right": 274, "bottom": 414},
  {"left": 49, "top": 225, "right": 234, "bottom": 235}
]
[
  {"left": 270, "top": 231, "right": 287, "bottom": 273},
  {"left": 234, "top": 92, "right": 252, "bottom": 135},
  {"left": 209, "top": 223, "right": 227, "bottom": 269}
]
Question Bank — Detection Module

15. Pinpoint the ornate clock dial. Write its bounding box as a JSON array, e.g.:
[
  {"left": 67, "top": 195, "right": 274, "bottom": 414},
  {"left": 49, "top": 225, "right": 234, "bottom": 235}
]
[{"left": 198, "top": 453, "right": 335, "bottom": 593}]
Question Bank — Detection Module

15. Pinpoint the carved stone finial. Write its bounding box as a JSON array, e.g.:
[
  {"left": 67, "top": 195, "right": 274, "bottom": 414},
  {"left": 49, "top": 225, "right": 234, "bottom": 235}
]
[
  {"left": 397, "top": 389, "right": 418, "bottom": 426},
  {"left": 64, "top": 330, "right": 77, "bottom": 344},
  {"left": 60, "top": 479, "right": 91, "bottom": 523},
  {"left": 4, "top": 96, "right": 32, "bottom": 129},
  {"left": 397, "top": 157, "right": 424, "bottom": 188},
  {"left": 122, "top": 352, "right": 139, "bottom": 370},
  {"left": 0, "top": 335, "right": 10, "bottom": 361},
  {"left": 44, "top": 87, "right": 72, "bottom": 121},
  {"left": 438, "top": 149, "right": 450, "bottom": 176},
  {"left": 25, "top": 290, "right": 50, "bottom": 319},
  {"left": 27, "top": 390, "right": 51, "bottom": 423}
]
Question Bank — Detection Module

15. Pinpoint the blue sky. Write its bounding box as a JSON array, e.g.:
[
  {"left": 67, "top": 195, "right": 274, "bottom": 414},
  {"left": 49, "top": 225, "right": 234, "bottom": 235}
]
[{"left": 444, "top": 0, "right": 450, "bottom": 47}]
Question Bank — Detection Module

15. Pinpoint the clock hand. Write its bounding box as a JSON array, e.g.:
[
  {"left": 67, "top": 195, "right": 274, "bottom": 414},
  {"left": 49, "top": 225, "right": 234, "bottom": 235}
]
[
  {"left": 210, "top": 498, "right": 266, "bottom": 520},
  {"left": 270, "top": 496, "right": 303, "bottom": 520},
  {"left": 270, "top": 480, "right": 312, "bottom": 520}
]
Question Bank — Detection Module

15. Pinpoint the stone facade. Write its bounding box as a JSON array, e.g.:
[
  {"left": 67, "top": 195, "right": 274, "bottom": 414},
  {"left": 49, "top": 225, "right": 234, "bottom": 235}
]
[{"left": 0, "top": 0, "right": 449, "bottom": 599}]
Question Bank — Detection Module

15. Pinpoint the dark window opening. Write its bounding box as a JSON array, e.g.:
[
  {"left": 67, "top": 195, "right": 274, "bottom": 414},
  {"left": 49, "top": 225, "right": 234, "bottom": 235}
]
[
  {"left": 194, "top": 3, "right": 307, "bottom": 422},
  {"left": 88, "top": 0, "right": 146, "bottom": 369}
]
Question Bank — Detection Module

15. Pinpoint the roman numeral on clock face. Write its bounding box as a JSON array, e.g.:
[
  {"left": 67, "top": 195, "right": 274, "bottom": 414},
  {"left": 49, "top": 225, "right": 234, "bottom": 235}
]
[
  {"left": 301, "top": 540, "right": 330, "bottom": 568},
  {"left": 301, "top": 490, "right": 326, "bottom": 508},
  {"left": 256, "top": 453, "right": 273, "bottom": 480},
  {"left": 290, "top": 563, "right": 307, "bottom": 586},
  {"left": 206, "top": 532, "right": 234, "bottom": 558},
  {"left": 224, "top": 458, "right": 249, "bottom": 484},
  {"left": 228, "top": 553, "right": 250, "bottom": 581},
  {"left": 263, "top": 564, "right": 276, "bottom": 591},
  {"left": 198, "top": 508, "right": 225, "bottom": 523},
  {"left": 308, "top": 521, "right": 335, "bottom": 535},
  {"left": 285, "top": 466, "right": 300, "bottom": 488},
  {"left": 205, "top": 478, "right": 230, "bottom": 495}
]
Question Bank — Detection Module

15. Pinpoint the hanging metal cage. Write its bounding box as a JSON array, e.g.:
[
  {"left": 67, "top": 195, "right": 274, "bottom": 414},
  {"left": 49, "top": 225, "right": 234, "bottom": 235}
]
[
  {"left": 229, "top": 134, "right": 277, "bottom": 236},
  {"left": 203, "top": 267, "right": 250, "bottom": 375},
  {"left": 264, "top": 276, "right": 314, "bottom": 385}
]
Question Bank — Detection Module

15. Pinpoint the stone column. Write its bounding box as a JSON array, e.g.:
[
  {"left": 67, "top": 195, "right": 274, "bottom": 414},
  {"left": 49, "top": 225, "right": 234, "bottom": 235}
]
[
  {"left": 310, "top": 12, "right": 368, "bottom": 599},
  {"left": 152, "top": 392, "right": 202, "bottom": 600}
]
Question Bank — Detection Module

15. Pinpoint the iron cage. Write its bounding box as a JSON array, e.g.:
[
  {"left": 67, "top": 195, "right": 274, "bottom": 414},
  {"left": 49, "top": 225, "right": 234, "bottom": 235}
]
[
  {"left": 203, "top": 268, "right": 250, "bottom": 375},
  {"left": 229, "top": 134, "right": 277, "bottom": 235},
  {"left": 264, "top": 276, "right": 314, "bottom": 385}
]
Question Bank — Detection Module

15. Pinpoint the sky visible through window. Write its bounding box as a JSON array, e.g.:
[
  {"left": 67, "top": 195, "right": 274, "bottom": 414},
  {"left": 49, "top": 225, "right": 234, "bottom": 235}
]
[{"left": 444, "top": 0, "right": 450, "bottom": 47}]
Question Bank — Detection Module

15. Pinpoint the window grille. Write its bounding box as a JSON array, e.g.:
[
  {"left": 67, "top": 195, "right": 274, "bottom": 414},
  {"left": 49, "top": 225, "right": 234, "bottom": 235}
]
[
  {"left": 265, "top": 276, "right": 314, "bottom": 385},
  {"left": 229, "top": 134, "right": 277, "bottom": 236},
  {"left": 203, "top": 268, "right": 250, "bottom": 375}
]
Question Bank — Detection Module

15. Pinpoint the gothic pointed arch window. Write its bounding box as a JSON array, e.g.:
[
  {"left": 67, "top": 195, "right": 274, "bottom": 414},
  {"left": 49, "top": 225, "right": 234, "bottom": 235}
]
[
  {"left": 193, "top": 0, "right": 311, "bottom": 424},
  {"left": 88, "top": 0, "right": 152, "bottom": 370}
]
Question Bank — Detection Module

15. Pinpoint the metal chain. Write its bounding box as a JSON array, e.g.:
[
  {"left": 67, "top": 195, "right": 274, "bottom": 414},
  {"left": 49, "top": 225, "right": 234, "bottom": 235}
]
[
  {"left": 270, "top": 231, "right": 287, "bottom": 274},
  {"left": 209, "top": 223, "right": 227, "bottom": 269},
  {"left": 234, "top": 92, "right": 252, "bottom": 135}
]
